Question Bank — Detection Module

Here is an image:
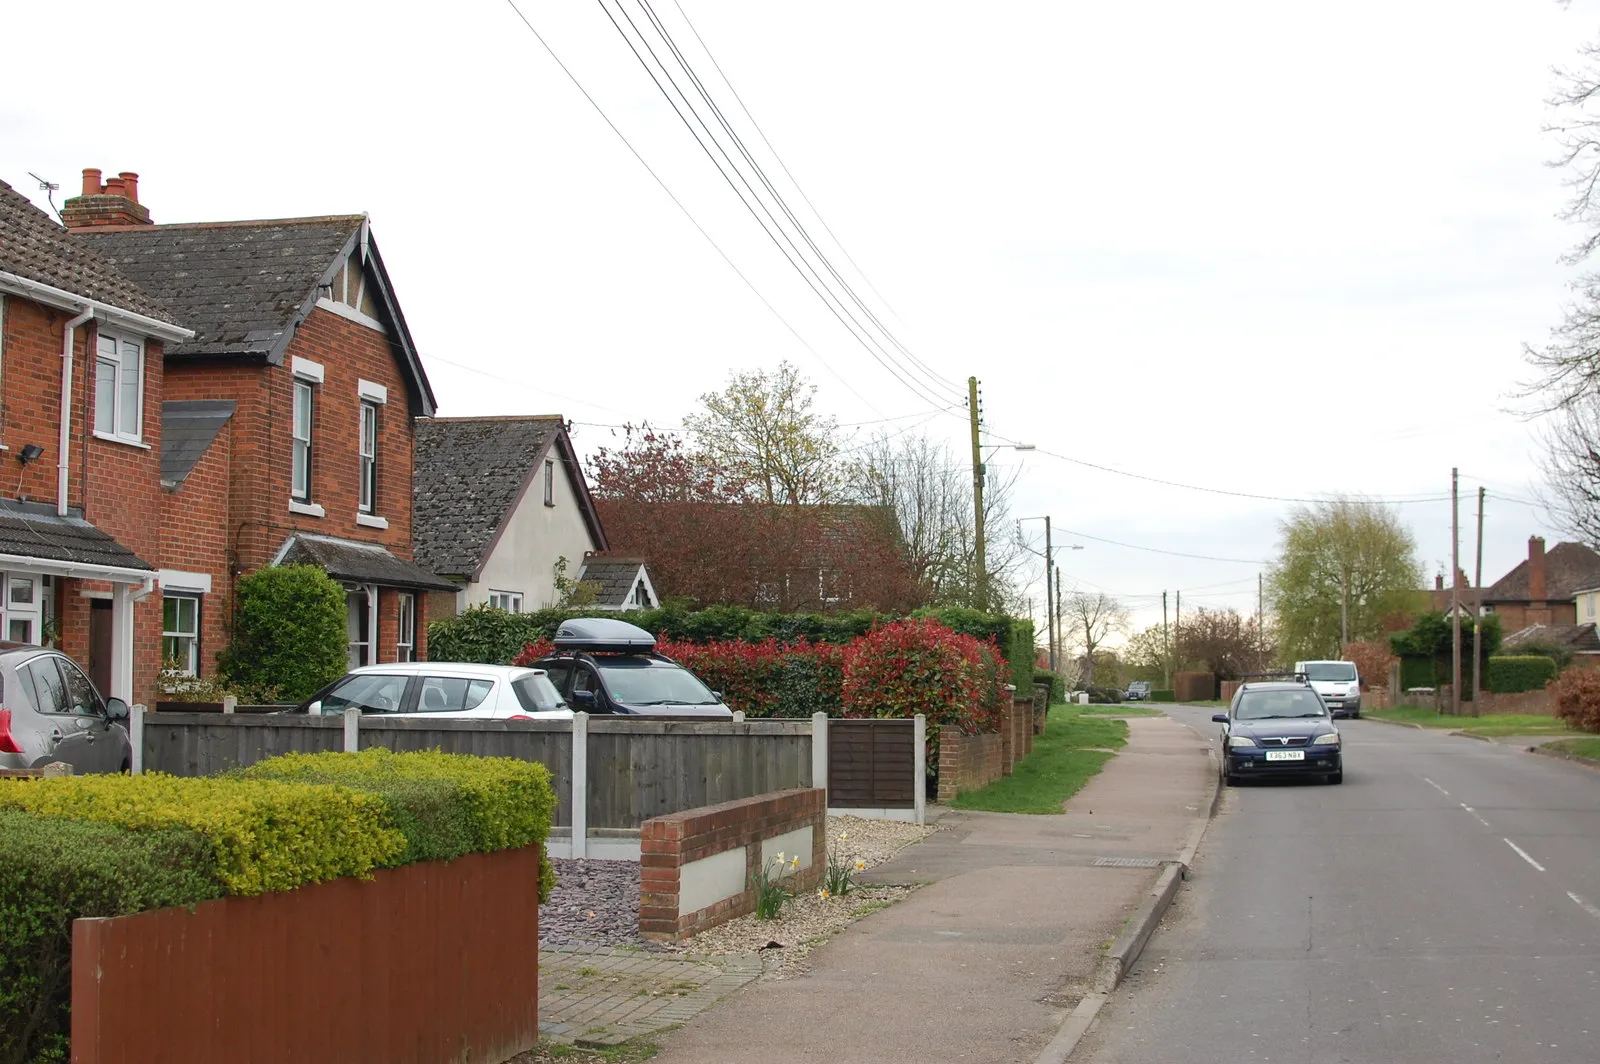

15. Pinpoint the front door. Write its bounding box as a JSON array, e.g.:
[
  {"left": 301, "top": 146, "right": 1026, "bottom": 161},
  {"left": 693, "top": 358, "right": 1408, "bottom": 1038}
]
[{"left": 89, "top": 600, "right": 112, "bottom": 695}]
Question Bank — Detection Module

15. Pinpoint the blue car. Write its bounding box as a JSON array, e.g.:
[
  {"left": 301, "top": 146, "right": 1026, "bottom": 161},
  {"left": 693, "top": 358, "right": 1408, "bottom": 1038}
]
[{"left": 1213, "top": 681, "right": 1343, "bottom": 786}]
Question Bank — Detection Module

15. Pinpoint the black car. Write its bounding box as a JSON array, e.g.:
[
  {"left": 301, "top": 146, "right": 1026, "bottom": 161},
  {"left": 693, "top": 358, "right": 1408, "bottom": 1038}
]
[
  {"left": 530, "top": 617, "right": 734, "bottom": 720},
  {"left": 1125, "top": 681, "right": 1152, "bottom": 701},
  {"left": 1213, "top": 681, "right": 1343, "bottom": 786}
]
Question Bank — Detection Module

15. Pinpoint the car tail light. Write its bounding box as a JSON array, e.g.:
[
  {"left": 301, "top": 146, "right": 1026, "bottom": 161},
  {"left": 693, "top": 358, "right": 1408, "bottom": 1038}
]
[
  {"left": 507, "top": 714, "right": 533, "bottom": 721},
  {"left": 0, "top": 709, "right": 23, "bottom": 754}
]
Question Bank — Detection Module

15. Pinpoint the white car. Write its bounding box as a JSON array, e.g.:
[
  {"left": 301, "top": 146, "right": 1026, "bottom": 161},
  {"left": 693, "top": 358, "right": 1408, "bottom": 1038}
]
[
  {"left": 1293, "top": 660, "right": 1362, "bottom": 718},
  {"left": 296, "top": 662, "right": 573, "bottom": 720}
]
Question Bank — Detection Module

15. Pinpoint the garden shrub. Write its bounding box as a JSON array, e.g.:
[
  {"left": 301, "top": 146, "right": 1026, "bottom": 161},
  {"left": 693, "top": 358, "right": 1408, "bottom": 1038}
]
[
  {"left": 241, "top": 749, "right": 560, "bottom": 901},
  {"left": 1034, "top": 669, "right": 1065, "bottom": 703},
  {"left": 1085, "top": 686, "right": 1124, "bottom": 704},
  {"left": 1486, "top": 655, "right": 1559, "bottom": 694},
  {"left": 0, "top": 810, "right": 224, "bottom": 1064},
  {"left": 1504, "top": 638, "right": 1576, "bottom": 671},
  {"left": 1150, "top": 690, "right": 1176, "bottom": 702},
  {"left": 220, "top": 564, "right": 348, "bottom": 701},
  {"left": 838, "top": 618, "right": 1001, "bottom": 734},
  {"left": 0, "top": 773, "right": 403, "bottom": 897},
  {"left": 1552, "top": 667, "right": 1600, "bottom": 733}
]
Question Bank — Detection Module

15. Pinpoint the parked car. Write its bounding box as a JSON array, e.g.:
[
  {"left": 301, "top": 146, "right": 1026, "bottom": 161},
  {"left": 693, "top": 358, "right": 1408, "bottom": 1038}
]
[
  {"left": 1292, "top": 659, "right": 1362, "bottom": 718},
  {"left": 1213, "top": 680, "right": 1342, "bottom": 786},
  {"left": 1125, "top": 681, "right": 1152, "bottom": 701},
  {"left": 529, "top": 617, "right": 735, "bottom": 719},
  {"left": 296, "top": 662, "right": 572, "bottom": 719},
  {"left": 0, "top": 643, "right": 132, "bottom": 774}
]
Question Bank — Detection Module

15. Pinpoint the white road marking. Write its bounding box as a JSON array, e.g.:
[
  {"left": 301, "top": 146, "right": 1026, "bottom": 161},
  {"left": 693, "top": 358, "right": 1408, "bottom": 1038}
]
[
  {"left": 1568, "top": 892, "right": 1600, "bottom": 922},
  {"left": 1504, "top": 838, "right": 1546, "bottom": 872},
  {"left": 1461, "top": 803, "right": 1491, "bottom": 828},
  {"left": 1423, "top": 777, "right": 1450, "bottom": 796}
]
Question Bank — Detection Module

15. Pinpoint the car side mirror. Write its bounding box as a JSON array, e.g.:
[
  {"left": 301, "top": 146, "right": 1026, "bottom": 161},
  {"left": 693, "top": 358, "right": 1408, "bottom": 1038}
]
[
  {"left": 105, "top": 697, "right": 130, "bottom": 721},
  {"left": 306, "top": 700, "right": 323, "bottom": 715},
  {"left": 1211, "top": 713, "right": 1229, "bottom": 724},
  {"left": 572, "top": 690, "right": 596, "bottom": 708}
]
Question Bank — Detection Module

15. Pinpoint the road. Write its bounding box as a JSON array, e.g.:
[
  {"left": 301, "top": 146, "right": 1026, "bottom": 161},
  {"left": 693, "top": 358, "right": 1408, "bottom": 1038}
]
[{"left": 1076, "top": 704, "right": 1600, "bottom": 1064}]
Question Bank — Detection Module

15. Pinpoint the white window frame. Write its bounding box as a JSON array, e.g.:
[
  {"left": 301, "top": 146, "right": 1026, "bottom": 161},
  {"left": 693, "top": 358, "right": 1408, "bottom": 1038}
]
[
  {"left": 397, "top": 593, "right": 415, "bottom": 663},
  {"left": 346, "top": 584, "right": 377, "bottom": 669},
  {"left": 93, "top": 330, "right": 145, "bottom": 444},
  {"left": 292, "top": 378, "right": 314, "bottom": 503},
  {"left": 162, "top": 593, "right": 201, "bottom": 676},
  {"left": 544, "top": 460, "right": 555, "bottom": 506},
  {"left": 3, "top": 572, "right": 41, "bottom": 644},
  {"left": 488, "top": 590, "right": 523, "bottom": 614},
  {"left": 359, "top": 399, "right": 378, "bottom": 514}
]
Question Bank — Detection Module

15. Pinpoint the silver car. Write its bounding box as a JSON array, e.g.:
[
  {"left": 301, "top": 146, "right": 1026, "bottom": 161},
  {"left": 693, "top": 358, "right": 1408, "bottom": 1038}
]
[
  {"left": 0, "top": 643, "right": 133, "bottom": 774},
  {"left": 297, "top": 662, "right": 574, "bottom": 719}
]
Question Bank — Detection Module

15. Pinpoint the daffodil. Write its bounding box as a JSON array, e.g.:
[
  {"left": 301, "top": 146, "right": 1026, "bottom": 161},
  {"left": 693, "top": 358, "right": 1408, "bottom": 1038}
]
[
  {"left": 774, "top": 851, "right": 785, "bottom": 863},
  {"left": 855, "top": 859, "right": 866, "bottom": 872},
  {"left": 839, "top": 832, "right": 849, "bottom": 841},
  {"left": 791, "top": 856, "right": 800, "bottom": 868},
  {"left": 817, "top": 888, "right": 830, "bottom": 899}
]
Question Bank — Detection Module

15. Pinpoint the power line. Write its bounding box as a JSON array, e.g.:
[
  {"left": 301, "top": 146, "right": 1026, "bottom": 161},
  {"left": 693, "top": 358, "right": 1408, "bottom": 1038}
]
[
  {"left": 497, "top": 0, "right": 884, "bottom": 416},
  {"left": 1050, "top": 525, "right": 1269, "bottom": 565}
]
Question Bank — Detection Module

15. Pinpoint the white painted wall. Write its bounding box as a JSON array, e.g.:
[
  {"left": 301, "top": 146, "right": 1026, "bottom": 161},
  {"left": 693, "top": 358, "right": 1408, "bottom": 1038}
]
[
  {"left": 1580, "top": 589, "right": 1599, "bottom": 624},
  {"left": 462, "top": 454, "right": 600, "bottom": 611}
]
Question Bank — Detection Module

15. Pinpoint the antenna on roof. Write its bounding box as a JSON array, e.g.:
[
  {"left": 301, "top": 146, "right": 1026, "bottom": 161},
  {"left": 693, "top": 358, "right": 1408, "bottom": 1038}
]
[{"left": 27, "top": 172, "right": 61, "bottom": 222}]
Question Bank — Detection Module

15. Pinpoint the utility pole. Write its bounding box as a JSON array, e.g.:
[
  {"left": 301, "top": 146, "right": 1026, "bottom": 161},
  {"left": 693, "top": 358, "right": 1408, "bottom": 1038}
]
[
  {"left": 968, "top": 377, "right": 985, "bottom": 611},
  {"left": 1175, "top": 589, "right": 1182, "bottom": 680},
  {"left": 1055, "top": 567, "right": 1064, "bottom": 673},
  {"left": 1340, "top": 576, "right": 1349, "bottom": 649},
  {"left": 1451, "top": 467, "right": 1461, "bottom": 717},
  {"left": 1473, "top": 486, "right": 1486, "bottom": 716},
  {"left": 1044, "top": 516, "right": 1055, "bottom": 672},
  {"left": 1162, "top": 590, "right": 1171, "bottom": 689},
  {"left": 1258, "top": 572, "right": 1265, "bottom": 672}
]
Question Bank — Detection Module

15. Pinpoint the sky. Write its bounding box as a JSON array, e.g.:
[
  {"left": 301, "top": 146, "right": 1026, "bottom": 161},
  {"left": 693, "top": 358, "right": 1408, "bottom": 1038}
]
[{"left": 3, "top": 0, "right": 1596, "bottom": 638}]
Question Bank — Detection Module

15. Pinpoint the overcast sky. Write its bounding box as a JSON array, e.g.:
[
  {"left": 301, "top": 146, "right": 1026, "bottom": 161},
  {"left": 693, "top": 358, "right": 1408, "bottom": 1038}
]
[{"left": 3, "top": 0, "right": 1595, "bottom": 636}]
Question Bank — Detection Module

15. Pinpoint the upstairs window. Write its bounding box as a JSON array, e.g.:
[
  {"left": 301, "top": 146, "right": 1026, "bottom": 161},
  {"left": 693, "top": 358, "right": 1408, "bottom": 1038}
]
[
  {"left": 544, "top": 460, "right": 555, "bottom": 506},
  {"left": 359, "top": 400, "right": 378, "bottom": 513},
  {"left": 292, "top": 380, "right": 314, "bottom": 501},
  {"left": 94, "top": 332, "right": 143, "bottom": 442}
]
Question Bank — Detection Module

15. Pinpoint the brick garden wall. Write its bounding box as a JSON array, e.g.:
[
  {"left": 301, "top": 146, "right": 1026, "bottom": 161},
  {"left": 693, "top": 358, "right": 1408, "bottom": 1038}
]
[{"left": 639, "top": 788, "right": 826, "bottom": 942}]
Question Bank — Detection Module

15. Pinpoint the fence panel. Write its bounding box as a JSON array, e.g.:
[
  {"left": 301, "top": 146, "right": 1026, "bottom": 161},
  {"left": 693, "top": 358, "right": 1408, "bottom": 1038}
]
[
  {"left": 142, "top": 713, "right": 343, "bottom": 776},
  {"left": 359, "top": 719, "right": 575, "bottom": 828},
  {"left": 827, "top": 719, "right": 915, "bottom": 808}
]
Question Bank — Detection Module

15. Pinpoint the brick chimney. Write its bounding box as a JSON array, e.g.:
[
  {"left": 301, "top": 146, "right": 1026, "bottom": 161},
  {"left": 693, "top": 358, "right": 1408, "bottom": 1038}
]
[
  {"left": 1528, "top": 536, "right": 1547, "bottom": 602},
  {"left": 1435, "top": 574, "right": 1444, "bottom": 591},
  {"left": 60, "top": 168, "right": 151, "bottom": 229}
]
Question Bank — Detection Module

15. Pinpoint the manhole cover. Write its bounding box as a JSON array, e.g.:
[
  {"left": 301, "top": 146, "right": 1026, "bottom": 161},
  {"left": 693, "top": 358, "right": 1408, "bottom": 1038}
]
[{"left": 1092, "top": 857, "right": 1162, "bottom": 868}]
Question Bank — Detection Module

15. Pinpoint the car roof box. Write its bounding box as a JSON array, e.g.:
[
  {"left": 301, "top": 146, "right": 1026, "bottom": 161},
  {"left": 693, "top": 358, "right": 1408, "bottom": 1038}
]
[{"left": 553, "top": 617, "right": 657, "bottom": 652}]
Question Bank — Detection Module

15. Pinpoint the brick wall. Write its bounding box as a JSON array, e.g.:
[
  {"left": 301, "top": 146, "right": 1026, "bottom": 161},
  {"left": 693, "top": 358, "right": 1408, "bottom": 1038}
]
[
  {"left": 1475, "top": 688, "right": 1556, "bottom": 716},
  {"left": 936, "top": 725, "right": 1003, "bottom": 803},
  {"left": 160, "top": 417, "right": 231, "bottom": 679},
  {"left": 639, "top": 788, "right": 825, "bottom": 942}
]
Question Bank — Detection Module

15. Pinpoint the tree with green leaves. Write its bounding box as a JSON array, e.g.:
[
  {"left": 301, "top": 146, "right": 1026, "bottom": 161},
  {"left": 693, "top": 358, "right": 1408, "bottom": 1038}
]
[
  {"left": 684, "top": 361, "right": 846, "bottom": 505},
  {"left": 1266, "top": 497, "right": 1423, "bottom": 662}
]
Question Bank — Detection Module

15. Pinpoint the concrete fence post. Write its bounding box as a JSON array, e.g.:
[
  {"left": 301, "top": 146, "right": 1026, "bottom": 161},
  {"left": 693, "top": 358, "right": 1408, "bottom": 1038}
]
[
  {"left": 130, "top": 704, "right": 145, "bottom": 775},
  {"left": 222, "top": 694, "right": 237, "bottom": 715},
  {"left": 811, "top": 712, "right": 829, "bottom": 800},
  {"left": 913, "top": 714, "right": 926, "bottom": 826},
  {"left": 733, "top": 710, "right": 746, "bottom": 723},
  {"left": 343, "top": 706, "right": 360, "bottom": 752},
  {"left": 571, "top": 712, "right": 589, "bottom": 859}
]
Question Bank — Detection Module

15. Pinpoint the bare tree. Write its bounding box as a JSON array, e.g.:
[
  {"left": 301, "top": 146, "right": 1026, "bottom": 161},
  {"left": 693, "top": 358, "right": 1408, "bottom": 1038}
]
[
  {"left": 1538, "top": 393, "right": 1600, "bottom": 544},
  {"left": 1061, "top": 591, "right": 1130, "bottom": 685}
]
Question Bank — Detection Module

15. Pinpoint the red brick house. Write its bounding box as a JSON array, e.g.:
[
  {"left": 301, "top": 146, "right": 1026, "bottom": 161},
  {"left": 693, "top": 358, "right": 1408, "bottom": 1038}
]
[
  {"left": 1480, "top": 535, "right": 1600, "bottom": 632},
  {"left": 69, "top": 169, "right": 452, "bottom": 679},
  {"left": 0, "top": 178, "right": 193, "bottom": 710}
]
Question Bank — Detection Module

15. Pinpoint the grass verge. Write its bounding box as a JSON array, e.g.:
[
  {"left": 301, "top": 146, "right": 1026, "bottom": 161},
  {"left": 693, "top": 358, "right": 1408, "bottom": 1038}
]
[
  {"left": 949, "top": 706, "right": 1129, "bottom": 814},
  {"left": 1081, "top": 706, "right": 1164, "bottom": 717},
  {"left": 1370, "top": 706, "right": 1580, "bottom": 737},
  {"left": 1544, "top": 736, "right": 1600, "bottom": 760}
]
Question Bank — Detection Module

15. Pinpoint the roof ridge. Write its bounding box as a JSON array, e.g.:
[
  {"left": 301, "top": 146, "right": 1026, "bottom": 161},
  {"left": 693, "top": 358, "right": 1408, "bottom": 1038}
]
[
  {"left": 421, "top": 415, "right": 566, "bottom": 424},
  {"left": 74, "top": 215, "right": 365, "bottom": 234}
]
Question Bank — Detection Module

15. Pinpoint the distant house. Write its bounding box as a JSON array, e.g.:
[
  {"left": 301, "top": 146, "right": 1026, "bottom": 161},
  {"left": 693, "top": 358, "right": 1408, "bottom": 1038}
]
[
  {"left": 1501, "top": 621, "right": 1600, "bottom": 654},
  {"left": 576, "top": 555, "right": 659, "bottom": 611},
  {"left": 1481, "top": 536, "right": 1600, "bottom": 631},
  {"left": 412, "top": 416, "right": 608, "bottom": 618}
]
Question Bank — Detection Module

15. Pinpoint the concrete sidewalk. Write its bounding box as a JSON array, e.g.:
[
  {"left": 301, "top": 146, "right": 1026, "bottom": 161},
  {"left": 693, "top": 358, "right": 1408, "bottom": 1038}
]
[{"left": 649, "top": 715, "right": 1214, "bottom": 1064}]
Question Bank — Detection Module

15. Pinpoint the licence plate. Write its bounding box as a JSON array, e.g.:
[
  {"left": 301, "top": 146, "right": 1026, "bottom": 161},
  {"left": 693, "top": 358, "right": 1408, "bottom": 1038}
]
[{"left": 1265, "top": 750, "right": 1305, "bottom": 762}]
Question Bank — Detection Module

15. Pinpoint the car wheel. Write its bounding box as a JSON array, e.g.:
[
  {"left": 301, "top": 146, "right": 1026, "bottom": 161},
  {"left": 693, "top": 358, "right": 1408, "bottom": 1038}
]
[
  {"left": 120, "top": 759, "right": 131, "bottom": 774},
  {"left": 1327, "top": 770, "right": 1343, "bottom": 785},
  {"left": 1224, "top": 772, "right": 1239, "bottom": 787}
]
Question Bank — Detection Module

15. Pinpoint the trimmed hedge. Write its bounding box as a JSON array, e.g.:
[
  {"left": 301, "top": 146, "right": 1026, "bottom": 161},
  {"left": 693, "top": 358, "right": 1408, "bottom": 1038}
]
[
  {"left": 1486, "top": 655, "right": 1559, "bottom": 694},
  {"left": 1034, "top": 669, "right": 1065, "bottom": 704},
  {"left": 220, "top": 564, "right": 348, "bottom": 701},
  {"left": 0, "top": 810, "right": 226, "bottom": 1064},
  {"left": 241, "top": 748, "right": 558, "bottom": 901},
  {"left": 1150, "top": 690, "right": 1176, "bottom": 702}
]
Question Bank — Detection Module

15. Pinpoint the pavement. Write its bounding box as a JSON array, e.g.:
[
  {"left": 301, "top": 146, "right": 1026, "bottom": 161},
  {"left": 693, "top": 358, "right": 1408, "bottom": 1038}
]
[
  {"left": 537, "top": 945, "right": 762, "bottom": 1047},
  {"left": 643, "top": 714, "right": 1215, "bottom": 1064},
  {"left": 1076, "top": 704, "right": 1600, "bottom": 1064}
]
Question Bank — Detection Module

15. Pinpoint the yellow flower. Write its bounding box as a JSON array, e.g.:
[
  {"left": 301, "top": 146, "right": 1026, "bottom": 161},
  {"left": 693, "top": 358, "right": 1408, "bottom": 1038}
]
[
  {"left": 791, "top": 856, "right": 800, "bottom": 868},
  {"left": 855, "top": 859, "right": 866, "bottom": 871},
  {"left": 839, "top": 832, "right": 849, "bottom": 841},
  {"left": 818, "top": 888, "right": 830, "bottom": 899}
]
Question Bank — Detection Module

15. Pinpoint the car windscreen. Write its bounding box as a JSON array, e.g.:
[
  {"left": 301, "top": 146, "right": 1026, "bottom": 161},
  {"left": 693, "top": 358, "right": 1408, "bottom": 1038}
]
[
  {"left": 597, "top": 661, "right": 719, "bottom": 706},
  {"left": 512, "top": 674, "right": 567, "bottom": 712},
  {"left": 321, "top": 674, "right": 407, "bottom": 714},
  {"left": 1235, "top": 689, "right": 1328, "bottom": 720},
  {"left": 1303, "top": 663, "right": 1357, "bottom": 681}
]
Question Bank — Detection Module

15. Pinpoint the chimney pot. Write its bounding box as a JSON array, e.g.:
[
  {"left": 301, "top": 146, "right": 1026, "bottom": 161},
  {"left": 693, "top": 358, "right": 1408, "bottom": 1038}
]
[
  {"left": 60, "top": 165, "right": 152, "bottom": 229},
  {"left": 118, "top": 172, "right": 139, "bottom": 203},
  {"left": 1528, "top": 536, "right": 1548, "bottom": 603},
  {"left": 102, "top": 177, "right": 125, "bottom": 198},
  {"left": 81, "top": 168, "right": 102, "bottom": 197}
]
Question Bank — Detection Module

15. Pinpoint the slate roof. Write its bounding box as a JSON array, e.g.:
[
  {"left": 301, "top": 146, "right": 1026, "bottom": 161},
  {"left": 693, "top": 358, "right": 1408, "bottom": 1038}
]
[
  {"left": 1483, "top": 542, "right": 1600, "bottom": 604},
  {"left": 0, "top": 500, "right": 154, "bottom": 573},
  {"left": 577, "top": 557, "right": 649, "bottom": 607},
  {"left": 412, "top": 417, "right": 607, "bottom": 578},
  {"left": 1502, "top": 622, "right": 1600, "bottom": 652},
  {"left": 0, "top": 179, "right": 177, "bottom": 323},
  {"left": 161, "top": 400, "right": 235, "bottom": 489},
  {"left": 275, "top": 534, "right": 456, "bottom": 592}
]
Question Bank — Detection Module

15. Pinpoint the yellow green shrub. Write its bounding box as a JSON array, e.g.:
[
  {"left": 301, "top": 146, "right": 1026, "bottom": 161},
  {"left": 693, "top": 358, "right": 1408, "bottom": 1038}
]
[{"left": 0, "top": 773, "right": 404, "bottom": 897}]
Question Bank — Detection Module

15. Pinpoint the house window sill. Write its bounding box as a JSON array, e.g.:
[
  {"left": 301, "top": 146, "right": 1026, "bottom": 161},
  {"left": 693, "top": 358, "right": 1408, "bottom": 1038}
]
[
  {"left": 93, "top": 431, "right": 151, "bottom": 451},
  {"left": 289, "top": 500, "right": 326, "bottom": 518},
  {"left": 356, "top": 513, "right": 389, "bottom": 529}
]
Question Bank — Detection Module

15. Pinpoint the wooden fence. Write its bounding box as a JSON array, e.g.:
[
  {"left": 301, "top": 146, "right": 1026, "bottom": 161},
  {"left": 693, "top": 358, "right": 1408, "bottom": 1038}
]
[{"left": 826, "top": 719, "right": 917, "bottom": 809}]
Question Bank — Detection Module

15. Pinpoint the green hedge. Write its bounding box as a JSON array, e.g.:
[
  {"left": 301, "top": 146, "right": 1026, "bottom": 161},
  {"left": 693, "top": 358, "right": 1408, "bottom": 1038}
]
[
  {"left": 220, "top": 564, "right": 348, "bottom": 701},
  {"left": 429, "top": 604, "right": 1036, "bottom": 691},
  {"left": 1400, "top": 655, "right": 1436, "bottom": 691},
  {"left": 240, "top": 749, "right": 558, "bottom": 901},
  {"left": 1033, "top": 669, "right": 1065, "bottom": 703},
  {"left": 0, "top": 810, "right": 226, "bottom": 1064},
  {"left": 1150, "top": 690, "right": 1175, "bottom": 702},
  {"left": 1486, "top": 655, "right": 1559, "bottom": 694}
]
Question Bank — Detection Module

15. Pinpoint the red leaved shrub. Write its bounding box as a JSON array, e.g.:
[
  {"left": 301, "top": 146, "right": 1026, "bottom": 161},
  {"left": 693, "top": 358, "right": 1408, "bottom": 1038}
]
[
  {"left": 839, "top": 618, "right": 1003, "bottom": 734},
  {"left": 1342, "top": 641, "right": 1397, "bottom": 692},
  {"left": 510, "top": 638, "right": 556, "bottom": 667},
  {"left": 1552, "top": 667, "right": 1600, "bottom": 734}
]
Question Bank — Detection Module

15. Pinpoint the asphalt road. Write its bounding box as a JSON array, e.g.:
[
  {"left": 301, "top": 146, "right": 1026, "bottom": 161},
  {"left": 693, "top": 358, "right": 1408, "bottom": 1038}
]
[{"left": 1076, "top": 704, "right": 1600, "bottom": 1064}]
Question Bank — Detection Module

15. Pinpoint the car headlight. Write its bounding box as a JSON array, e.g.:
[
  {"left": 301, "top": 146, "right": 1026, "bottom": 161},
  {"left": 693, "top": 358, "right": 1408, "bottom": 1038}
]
[
  {"left": 1227, "top": 735, "right": 1257, "bottom": 748},
  {"left": 1312, "top": 733, "right": 1341, "bottom": 746}
]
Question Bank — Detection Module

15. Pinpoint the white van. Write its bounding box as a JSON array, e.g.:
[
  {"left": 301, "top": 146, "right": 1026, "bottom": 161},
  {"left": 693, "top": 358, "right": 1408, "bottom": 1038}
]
[{"left": 1293, "top": 660, "right": 1362, "bottom": 718}]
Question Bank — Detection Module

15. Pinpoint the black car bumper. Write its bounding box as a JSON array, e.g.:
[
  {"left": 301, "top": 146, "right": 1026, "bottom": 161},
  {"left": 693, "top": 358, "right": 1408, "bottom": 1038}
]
[{"left": 1228, "top": 749, "right": 1342, "bottom": 777}]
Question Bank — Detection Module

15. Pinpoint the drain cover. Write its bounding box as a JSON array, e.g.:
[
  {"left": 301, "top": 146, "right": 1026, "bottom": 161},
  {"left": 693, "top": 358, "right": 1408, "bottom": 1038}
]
[{"left": 1092, "top": 857, "right": 1162, "bottom": 868}]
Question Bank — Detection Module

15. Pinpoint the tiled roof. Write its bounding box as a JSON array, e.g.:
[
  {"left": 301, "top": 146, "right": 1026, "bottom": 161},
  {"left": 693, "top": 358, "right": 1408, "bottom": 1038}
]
[
  {"left": 73, "top": 216, "right": 360, "bottom": 359},
  {"left": 578, "top": 558, "right": 647, "bottom": 607},
  {"left": 0, "top": 500, "right": 153, "bottom": 572},
  {"left": 0, "top": 179, "right": 177, "bottom": 323},
  {"left": 413, "top": 417, "right": 607, "bottom": 578},
  {"left": 1502, "top": 622, "right": 1600, "bottom": 652},
  {"left": 161, "top": 400, "right": 235, "bottom": 489},
  {"left": 1483, "top": 542, "right": 1600, "bottom": 603},
  {"left": 276, "top": 534, "right": 456, "bottom": 592}
]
